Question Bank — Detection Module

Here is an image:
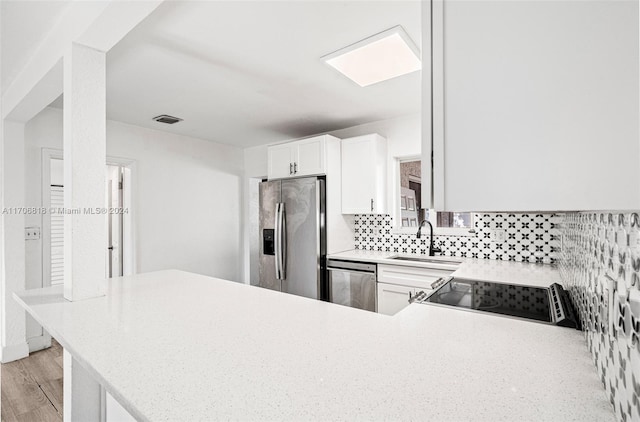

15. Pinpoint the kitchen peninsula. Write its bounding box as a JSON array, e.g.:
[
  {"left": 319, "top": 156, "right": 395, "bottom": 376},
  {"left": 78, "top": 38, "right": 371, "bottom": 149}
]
[{"left": 15, "top": 269, "right": 612, "bottom": 421}]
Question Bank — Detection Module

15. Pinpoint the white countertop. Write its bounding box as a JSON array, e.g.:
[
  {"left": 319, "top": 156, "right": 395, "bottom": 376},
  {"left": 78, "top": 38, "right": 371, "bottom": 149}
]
[
  {"left": 16, "top": 269, "right": 612, "bottom": 422},
  {"left": 328, "top": 250, "right": 561, "bottom": 288}
]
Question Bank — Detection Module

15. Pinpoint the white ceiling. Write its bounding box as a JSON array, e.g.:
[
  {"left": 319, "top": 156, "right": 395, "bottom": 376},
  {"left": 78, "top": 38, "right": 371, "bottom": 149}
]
[
  {"left": 101, "top": 0, "right": 422, "bottom": 147},
  {"left": 1, "top": 0, "right": 71, "bottom": 94}
]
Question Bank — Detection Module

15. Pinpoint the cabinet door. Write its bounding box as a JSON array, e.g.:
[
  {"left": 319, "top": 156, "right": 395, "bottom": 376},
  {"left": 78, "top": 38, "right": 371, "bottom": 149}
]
[
  {"left": 295, "top": 136, "right": 325, "bottom": 177},
  {"left": 428, "top": 0, "right": 639, "bottom": 211},
  {"left": 342, "top": 135, "right": 386, "bottom": 214},
  {"left": 342, "top": 137, "right": 373, "bottom": 213},
  {"left": 377, "top": 282, "right": 415, "bottom": 316},
  {"left": 267, "top": 144, "right": 293, "bottom": 180}
]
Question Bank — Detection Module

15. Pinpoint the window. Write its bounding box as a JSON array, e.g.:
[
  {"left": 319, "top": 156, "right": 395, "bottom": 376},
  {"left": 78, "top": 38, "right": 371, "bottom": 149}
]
[
  {"left": 397, "top": 159, "right": 474, "bottom": 233},
  {"left": 399, "top": 160, "right": 424, "bottom": 227},
  {"left": 434, "top": 211, "right": 473, "bottom": 229}
]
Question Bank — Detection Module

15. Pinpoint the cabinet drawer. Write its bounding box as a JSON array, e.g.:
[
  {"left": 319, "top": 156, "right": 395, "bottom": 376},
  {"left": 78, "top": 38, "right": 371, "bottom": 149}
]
[{"left": 377, "top": 264, "right": 452, "bottom": 290}]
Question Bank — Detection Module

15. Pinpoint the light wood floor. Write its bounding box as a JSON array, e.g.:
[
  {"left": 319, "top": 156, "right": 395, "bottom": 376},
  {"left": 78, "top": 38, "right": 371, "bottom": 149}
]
[{"left": 1, "top": 340, "right": 63, "bottom": 422}]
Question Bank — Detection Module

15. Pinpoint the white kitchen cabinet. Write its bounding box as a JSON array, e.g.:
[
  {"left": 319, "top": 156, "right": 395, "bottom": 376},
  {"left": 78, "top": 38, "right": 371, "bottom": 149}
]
[
  {"left": 377, "top": 282, "right": 416, "bottom": 316},
  {"left": 267, "top": 135, "right": 336, "bottom": 180},
  {"left": 341, "top": 134, "right": 387, "bottom": 214},
  {"left": 295, "top": 136, "right": 326, "bottom": 177},
  {"left": 266, "top": 134, "right": 352, "bottom": 254},
  {"left": 376, "top": 264, "right": 453, "bottom": 316},
  {"left": 377, "top": 264, "right": 451, "bottom": 290},
  {"left": 424, "top": 0, "right": 640, "bottom": 211},
  {"left": 267, "top": 143, "right": 293, "bottom": 179}
]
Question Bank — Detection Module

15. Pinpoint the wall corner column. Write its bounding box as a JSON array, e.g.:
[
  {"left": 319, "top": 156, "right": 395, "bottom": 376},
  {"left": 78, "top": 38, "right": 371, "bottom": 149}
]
[
  {"left": 0, "top": 120, "right": 29, "bottom": 363},
  {"left": 62, "top": 41, "right": 107, "bottom": 420},
  {"left": 63, "top": 42, "right": 107, "bottom": 302}
]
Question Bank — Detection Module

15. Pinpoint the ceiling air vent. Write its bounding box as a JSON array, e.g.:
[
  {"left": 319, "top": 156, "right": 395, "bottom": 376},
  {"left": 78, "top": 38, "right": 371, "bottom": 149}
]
[{"left": 152, "top": 115, "right": 183, "bottom": 124}]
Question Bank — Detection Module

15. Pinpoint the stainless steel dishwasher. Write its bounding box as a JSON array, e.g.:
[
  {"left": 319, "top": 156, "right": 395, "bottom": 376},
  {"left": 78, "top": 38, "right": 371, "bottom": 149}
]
[{"left": 327, "top": 259, "right": 377, "bottom": 312}]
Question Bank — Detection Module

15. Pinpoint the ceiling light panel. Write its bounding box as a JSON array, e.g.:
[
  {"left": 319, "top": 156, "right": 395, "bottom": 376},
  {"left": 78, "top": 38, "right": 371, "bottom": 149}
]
[{"left": 322, "top": 26, "right": 421, "bottom": 87}]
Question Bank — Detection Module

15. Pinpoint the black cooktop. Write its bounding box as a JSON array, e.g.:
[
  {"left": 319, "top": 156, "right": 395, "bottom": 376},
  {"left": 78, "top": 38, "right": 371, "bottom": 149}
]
[{"left": 425, "top": 278, "right": 553, "bottom": 323}]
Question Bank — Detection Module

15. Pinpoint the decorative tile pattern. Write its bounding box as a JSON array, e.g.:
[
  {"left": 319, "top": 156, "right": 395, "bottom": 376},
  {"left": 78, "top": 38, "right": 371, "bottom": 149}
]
[
  {"left": 560, "top": 212, "right": 640, "bottom": 422},
  {"left": 354, "top": 213, "right": 557, "bottom": 264}
]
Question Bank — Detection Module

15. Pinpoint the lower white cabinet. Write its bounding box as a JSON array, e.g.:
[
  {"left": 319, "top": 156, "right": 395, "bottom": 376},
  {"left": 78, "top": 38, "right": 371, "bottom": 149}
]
[
  {"left": 377, "top": 282, "right": 417, "bottom": 316},
  {"left": 376, "top": 264, "right": 453, "bottom": 316}
]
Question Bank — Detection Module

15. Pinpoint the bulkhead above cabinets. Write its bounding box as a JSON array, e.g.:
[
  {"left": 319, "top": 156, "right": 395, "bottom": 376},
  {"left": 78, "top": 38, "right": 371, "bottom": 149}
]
[{"left": 341, "top": 134, "right": 387, "bottom": 214}]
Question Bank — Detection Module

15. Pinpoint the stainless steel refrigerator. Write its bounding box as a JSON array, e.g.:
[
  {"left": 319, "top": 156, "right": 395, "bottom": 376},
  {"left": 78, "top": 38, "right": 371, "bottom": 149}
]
[{"left": 258, "top": 177, "right": 326, "bottom": 300}]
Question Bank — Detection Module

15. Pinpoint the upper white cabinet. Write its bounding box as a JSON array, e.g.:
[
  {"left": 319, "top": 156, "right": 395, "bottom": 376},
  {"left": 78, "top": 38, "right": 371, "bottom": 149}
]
[
  {"left": 267, "top": 135, "right": 334, "bottom": 180},
  {"left": 341, "top": 134, "right": 387, "bottom": 214},
  {"left": 266, "top": 134, "right": 352, "bottom": 254},
  {"left": 425, "top": 0, "right": 640, "bottom": 211},
  {"left": 267, "top": 143, "right": 294, "bottom": 179},
  {"left": 295, "top": 136, "right": 326, "bottom": 177}
]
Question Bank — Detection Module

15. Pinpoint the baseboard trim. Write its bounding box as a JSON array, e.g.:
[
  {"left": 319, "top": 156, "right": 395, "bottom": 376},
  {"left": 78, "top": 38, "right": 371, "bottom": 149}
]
[
  {"left": 1, "top": 342, "right": 29, "bottom": 363},
  {"left": 27, "top": 334, "right": 52, "bottom": 353}
]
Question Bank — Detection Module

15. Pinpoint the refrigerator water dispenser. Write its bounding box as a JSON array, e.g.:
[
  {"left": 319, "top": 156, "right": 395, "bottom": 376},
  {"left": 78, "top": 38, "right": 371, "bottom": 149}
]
[{"left": 263, "top": 229, "right": 275, "bottom": 255}]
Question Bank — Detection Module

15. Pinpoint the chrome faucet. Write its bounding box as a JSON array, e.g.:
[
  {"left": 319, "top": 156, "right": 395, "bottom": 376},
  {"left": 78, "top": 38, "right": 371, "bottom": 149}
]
[{"left": 416, "top": 220, "right": 442, "bottom": 256}]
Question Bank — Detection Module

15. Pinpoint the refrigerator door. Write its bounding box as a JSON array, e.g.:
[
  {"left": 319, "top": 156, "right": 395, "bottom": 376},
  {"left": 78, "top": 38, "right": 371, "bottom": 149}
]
[
  {"left": 280, "top": 178, "right": 325, "bottom": 300},
  {"left": 258, "top": 181, "right": 281, "bottom": 292}
]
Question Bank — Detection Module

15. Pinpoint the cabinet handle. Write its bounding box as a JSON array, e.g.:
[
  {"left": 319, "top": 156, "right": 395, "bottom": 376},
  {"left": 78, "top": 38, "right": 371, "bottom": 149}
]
[
  {"left": 370, "top": 198, "right": 374, "bottom": 212},
  {"left": 289, "top": 163, "right": 293, "bottom": 175},
  {"left": 294, "top": 162, "right": 298, "bottom": 174}
]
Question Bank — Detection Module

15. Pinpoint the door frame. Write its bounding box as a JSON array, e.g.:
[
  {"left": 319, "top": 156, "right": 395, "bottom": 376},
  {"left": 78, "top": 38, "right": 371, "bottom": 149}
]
[{"left": 41, "top": 148, "right": 137, "bottom": 288}]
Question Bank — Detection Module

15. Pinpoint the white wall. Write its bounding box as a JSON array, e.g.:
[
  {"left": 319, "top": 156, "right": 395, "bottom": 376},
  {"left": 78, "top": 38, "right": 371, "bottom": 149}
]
[
  {"left": 244, "top": 145, "right": 268, "bottom": 179},
  {"left": 24, "top": 107, "right": 244, "bottom": 294},
  {"left": 242, "top": 145, "right": 268, "bottom": 284},
  {"left": 1, "top": 120, "right": 29, "bottom": 362},
  {"left": 329, "top": 113, "right": 420, "bottom": 157}
]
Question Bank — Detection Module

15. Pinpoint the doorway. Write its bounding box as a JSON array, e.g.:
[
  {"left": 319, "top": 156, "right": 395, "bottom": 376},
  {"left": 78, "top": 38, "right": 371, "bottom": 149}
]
[
  {"left": 107, "top": 165, "right": 124, "bottom": 278},
  {"left": 41, "top": 150, "right": 135, "bottom": 287}
]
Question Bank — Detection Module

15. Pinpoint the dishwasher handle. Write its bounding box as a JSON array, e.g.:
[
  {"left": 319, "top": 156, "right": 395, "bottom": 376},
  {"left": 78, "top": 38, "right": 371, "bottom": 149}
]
[{"left": 326, "top": 259, "right": 377, "bottom": 273}]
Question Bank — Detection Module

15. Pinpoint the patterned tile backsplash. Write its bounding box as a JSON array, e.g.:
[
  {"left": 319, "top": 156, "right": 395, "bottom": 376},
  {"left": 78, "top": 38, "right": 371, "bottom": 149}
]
[
  {"left": 354, "top": 213, "right": 558, "bottom": 264},
  {"left": 559, "top": 212, "right": 640, "bottom": 422},
  {"left": 355, "top": 210, "right": 640, "bottom": 421}
]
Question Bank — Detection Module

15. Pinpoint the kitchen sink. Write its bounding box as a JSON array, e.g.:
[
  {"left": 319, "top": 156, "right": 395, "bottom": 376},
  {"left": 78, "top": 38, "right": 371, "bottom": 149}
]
[{"left": 388, "top": 256, "right": 463, "bottom": 265}]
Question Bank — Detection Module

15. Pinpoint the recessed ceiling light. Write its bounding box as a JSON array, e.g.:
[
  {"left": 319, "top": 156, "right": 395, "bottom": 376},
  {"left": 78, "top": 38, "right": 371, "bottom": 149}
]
[
  {"left": 321, "top": 26, "right": 421, "bottom": 87},
  {"left": 152, "top": 115, "right": 183, "bottom": 124}
]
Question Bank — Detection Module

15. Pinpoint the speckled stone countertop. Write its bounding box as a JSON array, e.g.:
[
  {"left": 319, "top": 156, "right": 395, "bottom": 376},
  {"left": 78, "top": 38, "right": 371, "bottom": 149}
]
[
  {"left": 328, "top": 249, "right": 561, "bottom": 288},
  {"left": 15, "top": 269, "right": 611, "bottom": 422}
]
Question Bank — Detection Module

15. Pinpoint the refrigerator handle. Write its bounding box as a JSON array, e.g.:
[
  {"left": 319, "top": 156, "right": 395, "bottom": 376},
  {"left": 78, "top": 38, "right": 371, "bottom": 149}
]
[
  {"left": 275, "top": 203, "right": 281, "bottom": 279},
  {"left": 275, "top": 203, "right": 287, "bottom": 280},
  {"left": 280, "top": 203, "right": 287, "bottom": 279}
]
